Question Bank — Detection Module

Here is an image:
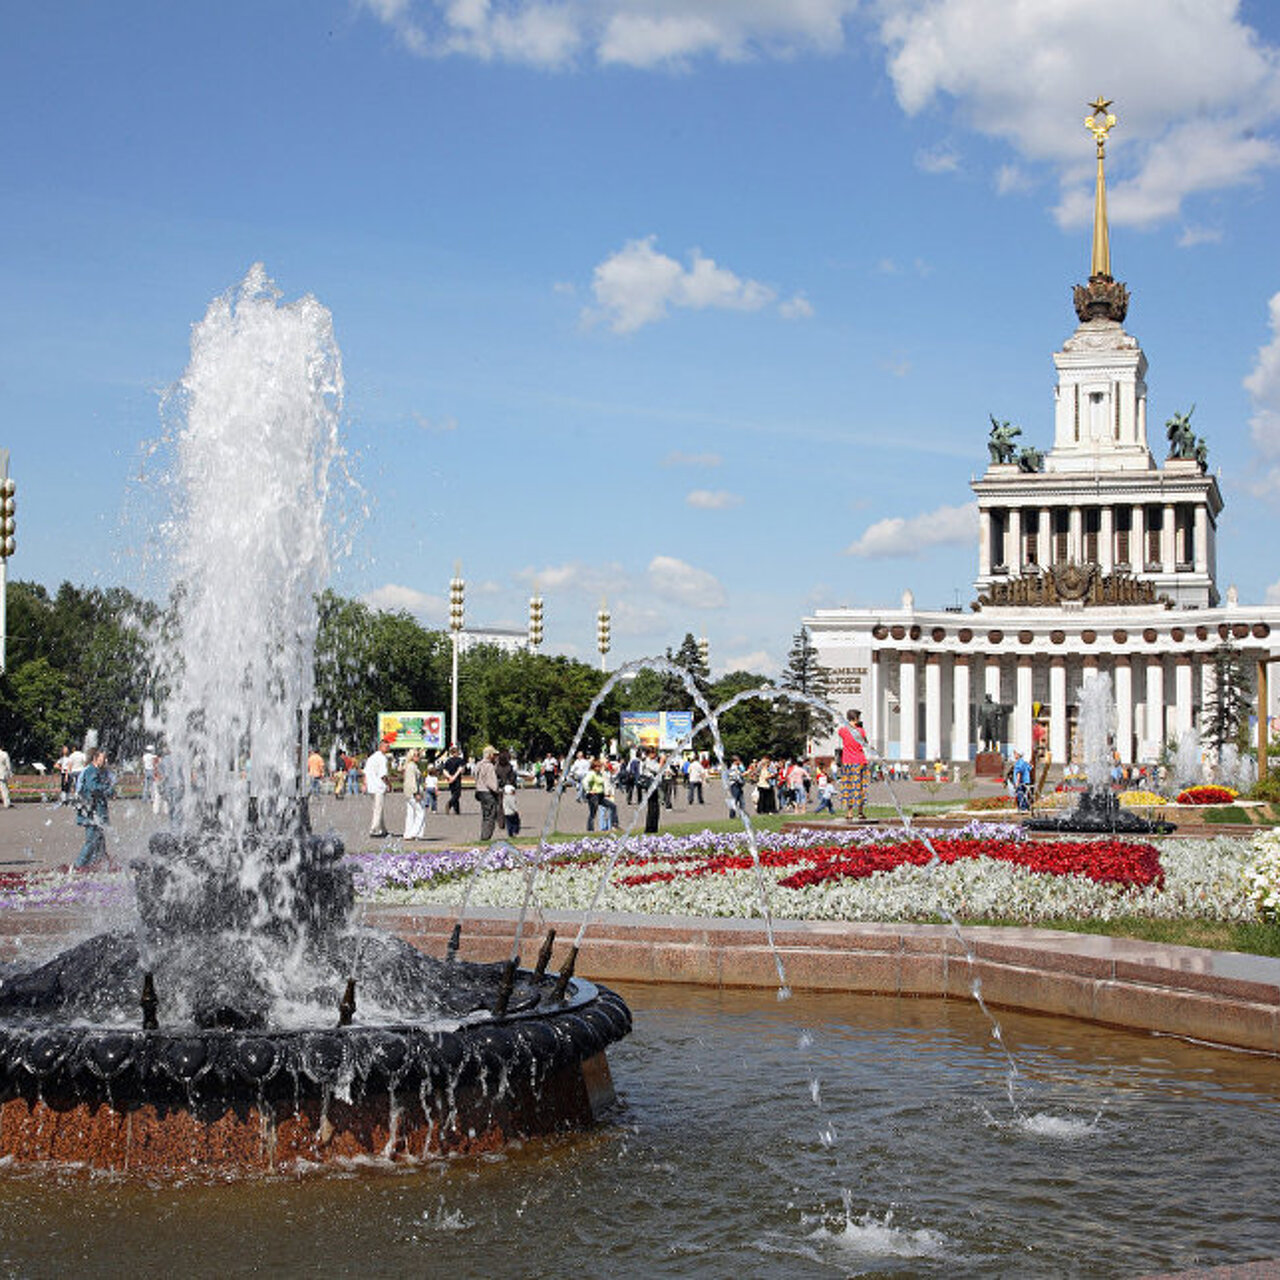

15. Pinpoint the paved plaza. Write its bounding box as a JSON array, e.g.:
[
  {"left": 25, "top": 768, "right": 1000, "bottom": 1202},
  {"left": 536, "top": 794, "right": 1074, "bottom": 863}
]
[{"left": 0, "top": 775, "right": 1001, "bottom": 872}]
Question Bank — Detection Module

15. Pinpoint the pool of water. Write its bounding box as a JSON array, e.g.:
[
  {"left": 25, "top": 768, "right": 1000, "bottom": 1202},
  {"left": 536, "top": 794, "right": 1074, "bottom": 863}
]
[{"left": 2, "top": 982, "right": 1278, "bottom": 1277}]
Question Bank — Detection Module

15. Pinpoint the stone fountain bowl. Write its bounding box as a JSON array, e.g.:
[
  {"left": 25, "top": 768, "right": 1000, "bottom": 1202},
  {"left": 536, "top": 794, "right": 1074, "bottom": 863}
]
[
  {"left": 1023, "top": 785, "right": 1176, "bottom": 836},
  {"left": 0, "top": 948, "right": 631, "bottom": 1173}
]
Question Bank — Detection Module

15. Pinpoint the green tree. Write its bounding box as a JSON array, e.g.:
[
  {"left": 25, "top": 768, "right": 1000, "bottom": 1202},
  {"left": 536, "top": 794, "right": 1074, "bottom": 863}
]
[
  {"left": 0, "top": 580, "right": 157, "bottom": 762},
  {"left": 708, "top": 669, "right": 776, "bottom": 762},
  {"left": 772, "top": 627, "right": 834, "bottom": 756},
  {"left": 1203, "top": 643, "right": 1252, "bottom": 764}
]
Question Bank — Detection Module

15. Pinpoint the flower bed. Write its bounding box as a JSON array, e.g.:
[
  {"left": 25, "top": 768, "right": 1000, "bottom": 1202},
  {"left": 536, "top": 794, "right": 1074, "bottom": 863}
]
[
  {"left": 1176, "top": 784, "right": 1239, "bottom": 806},
  {"left": 1120, "top": 790, "right": 1167, "bottom": 807},
  {"left": 349, "top": 826, "right": 1262, "bottom": 925},
  {"left": 1243, "top": 830, "right": 1280, "bottom": 922}
]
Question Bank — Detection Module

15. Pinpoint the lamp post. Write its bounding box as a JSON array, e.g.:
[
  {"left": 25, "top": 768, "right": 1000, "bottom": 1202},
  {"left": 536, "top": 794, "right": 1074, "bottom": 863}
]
[
  {"left": 0, "top": 450, "right": 13, "bottom": 674},
  {"left": 528, "top": 590, "right": 544, "bottom": 650},
  {"left": 596, "top": 600, "right": 611, "bottom": 672},
  {"left": 449, "top": 565, "right": 465, "bottom": 752}
]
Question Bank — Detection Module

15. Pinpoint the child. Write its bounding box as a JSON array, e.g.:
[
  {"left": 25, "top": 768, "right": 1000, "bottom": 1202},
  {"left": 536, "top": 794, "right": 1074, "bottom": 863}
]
[
  {"left": 502, "top": 783, "right": 521, "bottom": 837},
  {"left": 424, "top": 765, "right": 439, "bottom": 812},
  {"left": 814, "top": 770, "right": 835, "bottom": 813}
]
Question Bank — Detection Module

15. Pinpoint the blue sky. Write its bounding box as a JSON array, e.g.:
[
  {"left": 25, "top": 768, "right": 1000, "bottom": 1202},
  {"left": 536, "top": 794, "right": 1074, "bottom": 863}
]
[{"left": 3, "top": 0, "right": 1280, "bottom": 675}]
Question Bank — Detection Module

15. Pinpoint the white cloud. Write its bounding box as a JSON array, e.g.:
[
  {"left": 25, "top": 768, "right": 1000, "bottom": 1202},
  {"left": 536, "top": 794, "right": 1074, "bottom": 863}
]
[
  {"left": 1267, "top": 579, "right": 1280, "bottom": 605},
  {"left": 662, "top": 450, "right": 721, "bottom": 468},
  {"left": 721, "top": 648, "right": 778, "bottom": 677},
  {"left": 412, "top": 412, "right": 457, "bottom": 433},
  {"left": 915, "top": 144, "right": 960, "bottom": 174},
  {"left": 584, "top": 236, "right": 805, "bottom": 333},
  {"left": 845, "top": 501, "right": 977, "bottom": 558},
  {"left": 363, "top": 583, "right": 445, "bottom": 618},
  {"left": 1245, "top": 291, "right": 1280, "bottom": 496},
  {"left": 1177, "top": 224, "right": 1223, "bottom": 249},
  {"left": 362, "top": 2, "right": 1280, "bottom": 231},
  {"left": 779, "top": 293, "right": 815, "bottom": 320},
  {"left": 875, "top": 0, "right": 1280, "bottom": 230},
  {"left": 516, "top": 560, "right": 622, "bottom": 595},
  {"left": 647, "top": 555, "right": 726, "bottom": 607},
  {"left": 362, "top": 0, "right": 858, "bottom": 69},
  {"left": 686, "top": 489, "right": 742, "bottom": 510},
  {"left": 995, "top": 163, "right": 1032, "bottom": 196}
]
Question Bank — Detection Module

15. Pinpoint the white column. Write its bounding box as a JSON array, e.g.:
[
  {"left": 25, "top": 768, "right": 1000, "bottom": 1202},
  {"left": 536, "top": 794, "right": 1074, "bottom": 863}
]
[
  {"left": 1100, "top": 506, "right": 1114, "bottom": 572},
  {"left": 1174, "top": 656, "right": 1194, "bottom": 739},
  {"left": 1194, "top": 505, "right": 1208, "bottom": 575},
  {"left": 952, "top": 655, "right": 971, "bottom": 763},
  {"left": 1069, "top": 505, "right": 1083, "bottom": 563},
  {"left": 979, "top": 511, "right": 991, "bottom": 575},
  {"left": 924, "top": 654, "right": 942, "bottom": 760},
  {"left": 1145, "top": 656, "right": 1165, "bottom": 760},
  {"left": 1049, "top": 658, "right": 1068, "bottom": 762},
  {"left": 1162, "top": 502, "right": 1176, "bottom": 571},
  {"left": 899, "top": 653, "right": 918, "bottom": 763},
  {"left": 1015, "top": 657, "right": 1034, "bottom": 758},
  {"left": 1009, "top": 507, "right": 1023, "bottom": 574},
  {"left": 985, "top": 654, "right": 1003, "bottom": 705},
  {"left": 1040, "top": 507, "right": 1052, "bottom": 566},
  {"left": 1114, "top": 657, "right": 1133, "bottom": 764},
  {"left": 869, "top": 652, "right": 881, "bottom": 756},
  {"left": 1133, "top": 504, "right": 1146, "bottom": 569}
]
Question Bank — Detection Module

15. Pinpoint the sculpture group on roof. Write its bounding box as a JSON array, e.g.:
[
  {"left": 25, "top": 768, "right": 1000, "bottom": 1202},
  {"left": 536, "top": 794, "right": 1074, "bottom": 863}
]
[
  {"left": 987, "top": 415, "right": 1044, "bottom": 473},
  {"left": 1166, "top": 406, "right": 1209, "bottom": 470}
]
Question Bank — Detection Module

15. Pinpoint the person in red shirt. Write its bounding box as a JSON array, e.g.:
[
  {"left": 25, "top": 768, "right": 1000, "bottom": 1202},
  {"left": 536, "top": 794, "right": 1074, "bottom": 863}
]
[{"left": 836, "top": 709, "right": 870, "bottom": 822}]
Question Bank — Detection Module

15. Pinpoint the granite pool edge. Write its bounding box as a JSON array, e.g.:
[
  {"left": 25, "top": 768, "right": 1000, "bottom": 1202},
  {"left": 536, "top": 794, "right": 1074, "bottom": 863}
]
[
  {"left": 364, "top": 905, "right": 1280, "bottom": 1057},
  {"left": 4, "top": 906, "right": 1278, "bottom": 1056}
]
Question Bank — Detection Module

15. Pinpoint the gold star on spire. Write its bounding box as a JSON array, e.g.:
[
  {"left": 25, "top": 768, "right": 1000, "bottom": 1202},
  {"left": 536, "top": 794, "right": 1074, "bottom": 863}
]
[{"left": 1085, "top": 97, "right": 1117, "bottom": 278}]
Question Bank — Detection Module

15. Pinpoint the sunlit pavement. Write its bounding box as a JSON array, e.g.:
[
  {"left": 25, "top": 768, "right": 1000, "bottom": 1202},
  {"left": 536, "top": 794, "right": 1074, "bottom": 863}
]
[{"left": 0, "top": 776, "right": 1003, "bottom": 872}]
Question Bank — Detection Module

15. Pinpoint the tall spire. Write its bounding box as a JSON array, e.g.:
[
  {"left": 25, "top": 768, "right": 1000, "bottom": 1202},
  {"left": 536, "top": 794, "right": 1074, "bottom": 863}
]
[
  {"left": 1085, "top": 95, "right": 1116, "bottom": 278},
  {"left": 1072, "top": 96, "right": 1129, "bottom": 324}
]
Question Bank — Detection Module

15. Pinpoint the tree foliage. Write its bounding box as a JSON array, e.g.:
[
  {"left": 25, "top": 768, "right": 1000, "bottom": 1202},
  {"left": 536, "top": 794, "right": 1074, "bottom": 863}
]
[
  {"left": 0, "top": 581, "right": 780, "bottom": 770},
  {"left": 1202, "top": 643, "right": 1253, "bottom": 760},
  {"left": 0, "top": 580, "right": 157, "bottom": 763},
  {"left": 772, "top": 626, "right": 834, "bottom": 757}
]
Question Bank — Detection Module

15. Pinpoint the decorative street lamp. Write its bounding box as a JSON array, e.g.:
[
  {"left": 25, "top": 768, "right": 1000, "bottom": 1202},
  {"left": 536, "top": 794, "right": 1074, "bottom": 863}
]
[
  {"left": 0, "top": 450, "right": 14, "bottom": 674},
  {"left": 596, "top": 599, "right": 611, "bottom": 672},
  {"left": 528, "top": 589, "right": 544, "bottom": 650},
  {"left": 449, "top": 564, "right": 465, "bottom": 752}
]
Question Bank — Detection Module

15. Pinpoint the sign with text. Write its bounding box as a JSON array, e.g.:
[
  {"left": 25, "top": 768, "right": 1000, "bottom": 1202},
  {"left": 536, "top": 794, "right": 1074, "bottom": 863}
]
[
  {"left": 620, "top": 710, "right": 695, "bottom": 751},
  {"left": 378, "top": 711, "right": 445, "bottom": 752}
]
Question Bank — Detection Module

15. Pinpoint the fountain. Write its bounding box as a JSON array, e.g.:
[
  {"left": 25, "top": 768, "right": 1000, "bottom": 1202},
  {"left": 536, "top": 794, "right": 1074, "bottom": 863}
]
[
  {"left": 1024, "top": 674, "right": 1174, "bottom": 835},
  {"left": 0, "top": 268, "right": 629, "bottom": 1172}
]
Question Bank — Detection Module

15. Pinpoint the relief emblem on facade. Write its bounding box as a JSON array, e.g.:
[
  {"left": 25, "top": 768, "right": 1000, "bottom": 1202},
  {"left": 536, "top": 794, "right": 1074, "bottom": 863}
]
[{"left": 973, "top": 562, "right": 1171, "bottom": 610}]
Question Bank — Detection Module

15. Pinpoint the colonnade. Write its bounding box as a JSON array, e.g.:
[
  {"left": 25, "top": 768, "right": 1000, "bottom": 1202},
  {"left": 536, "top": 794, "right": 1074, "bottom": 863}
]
[
  {"left": 867, "top": 649, "right": 1213, "bottom": 764},
  {"left": 980, "top": 501, "right": 1208, "bottom": 576}
]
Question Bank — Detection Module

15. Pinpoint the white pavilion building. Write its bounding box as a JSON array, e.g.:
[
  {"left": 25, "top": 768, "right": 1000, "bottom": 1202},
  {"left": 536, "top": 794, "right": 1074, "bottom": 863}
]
[{"left": 805, "top": 100, "right": 1280, "bottom": 768}]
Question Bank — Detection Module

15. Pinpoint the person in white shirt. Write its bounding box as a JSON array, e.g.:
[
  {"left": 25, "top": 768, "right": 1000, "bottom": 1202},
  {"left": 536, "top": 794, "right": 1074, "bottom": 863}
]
[
  {"left": 0, "top": 746, "right": 12, "bottom": 808},
  {"left": 363, "top": 741, "right": 390, "bottom": 838}
]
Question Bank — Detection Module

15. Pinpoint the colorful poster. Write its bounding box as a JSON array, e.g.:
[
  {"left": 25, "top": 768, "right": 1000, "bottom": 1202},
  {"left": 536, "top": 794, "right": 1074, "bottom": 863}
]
[
  {"left": 620, "top": 710, "right": 695, "bottom": 751},
  {"left": 378, "top": 711, "right": 446, "bottom": 752}
]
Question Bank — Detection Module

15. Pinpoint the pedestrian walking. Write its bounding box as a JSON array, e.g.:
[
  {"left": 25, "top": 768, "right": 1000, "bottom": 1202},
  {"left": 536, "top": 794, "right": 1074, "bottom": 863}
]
[
  {"left": 364, "top": 740, "right": 390, "bottom": 837},
  {"left": 73, "top": 749, "right": 116, "bottom": 871}
]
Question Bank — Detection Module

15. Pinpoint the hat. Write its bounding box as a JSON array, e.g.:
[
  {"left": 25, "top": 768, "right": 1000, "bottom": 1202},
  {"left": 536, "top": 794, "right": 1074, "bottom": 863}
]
[{"left": 503, "top": 784, "right": 515, "bottom": 794}]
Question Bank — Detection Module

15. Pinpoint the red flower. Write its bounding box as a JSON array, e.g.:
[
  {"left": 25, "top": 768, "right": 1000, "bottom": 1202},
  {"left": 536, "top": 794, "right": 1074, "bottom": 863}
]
[{"left": 612, "top": 837, "right": 1163, "bottom": 892}]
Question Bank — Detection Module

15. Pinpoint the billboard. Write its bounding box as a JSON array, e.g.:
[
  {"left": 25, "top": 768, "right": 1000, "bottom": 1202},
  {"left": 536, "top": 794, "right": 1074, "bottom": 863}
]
[
  {"left": 377, "top": 711, "right": 446, "bottom": 752},
  {"left": 619, "top": 710, "right": 695, "bottom": 752}
]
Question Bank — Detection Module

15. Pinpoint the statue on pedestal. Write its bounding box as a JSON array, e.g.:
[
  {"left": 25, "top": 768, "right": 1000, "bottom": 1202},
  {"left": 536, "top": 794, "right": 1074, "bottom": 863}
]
[{"left": 977, "top": 694, "right": 1010, "bottom": 753}]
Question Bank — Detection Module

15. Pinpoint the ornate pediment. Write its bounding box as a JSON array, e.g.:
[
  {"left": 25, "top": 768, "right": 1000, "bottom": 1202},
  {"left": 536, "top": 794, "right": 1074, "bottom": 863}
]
[{"left": 973, "top": 562, "right": 1171, "bottom": 610}]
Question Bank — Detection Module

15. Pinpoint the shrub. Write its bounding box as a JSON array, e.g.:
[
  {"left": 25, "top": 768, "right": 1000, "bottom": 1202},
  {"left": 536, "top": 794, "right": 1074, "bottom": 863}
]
[{"left": 1250, "top": 771, "right": 1280, "bottom": 804}]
